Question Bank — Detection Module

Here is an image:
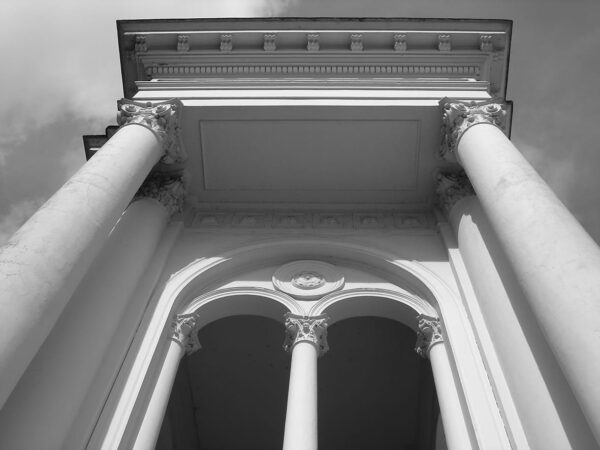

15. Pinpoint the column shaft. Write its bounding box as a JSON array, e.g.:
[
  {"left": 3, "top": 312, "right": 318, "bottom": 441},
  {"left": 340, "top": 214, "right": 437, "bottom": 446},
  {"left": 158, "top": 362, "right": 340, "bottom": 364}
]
[
  {"left": 428, "top": 343, "right": 474, "bottom": 450},
  {"left": 132, "top": 339, "right": 185, "bottom": 450},
  {"left": 131, "top": 316, "right": 199, "bottom": 450},
  {"left": 283, "top": 341, "right": 319, "bottom": 450},
  {"left": 0, "top": 124, "right": 162, "bottom": 407},
  {"left": 0, "top": 198, "right": 169, "bottom": 450},
  {"left": 457, "top": 122, "right": 600, "bottom": 441}
]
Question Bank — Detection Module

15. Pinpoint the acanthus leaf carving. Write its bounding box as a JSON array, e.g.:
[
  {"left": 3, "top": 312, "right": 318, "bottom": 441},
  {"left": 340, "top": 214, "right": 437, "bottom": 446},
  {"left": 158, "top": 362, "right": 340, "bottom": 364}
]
[
  {"left": 171, "top": 315, "right": 201, "bottom": 355},
  {"left": 135, "top": 172, "right": 186, "bottom": 217},
  {"left": 435, "top": 171, "right": 475, "bottom": 217},
  {"left": 117, "top": 98, "right": 186, "bottom": 164},
  {"left": 414, "top": 314, "right": 443, "bottom": 358},
  {"left": 440, "top": 98, "right": 508, "bottom": 161},
  {"left": 283, "top": 314, "right": 329, "bottom": 356}
]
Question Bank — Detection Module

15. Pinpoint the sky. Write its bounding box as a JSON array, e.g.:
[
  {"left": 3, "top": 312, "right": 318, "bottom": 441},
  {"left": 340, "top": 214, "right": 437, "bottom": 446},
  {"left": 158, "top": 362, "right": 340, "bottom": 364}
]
[{"left": 1, "top": 0, "right": 599, "bottom": 244}]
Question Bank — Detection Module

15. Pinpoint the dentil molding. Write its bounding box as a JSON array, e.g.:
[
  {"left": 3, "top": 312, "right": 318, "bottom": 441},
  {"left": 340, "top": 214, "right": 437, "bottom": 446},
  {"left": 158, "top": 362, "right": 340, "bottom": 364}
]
[
  {"left": 117, "top": 98, "right": 186, "bottom": 164},
  {"left": 283, "top": 313, "right": 330, "bottom": 356}
]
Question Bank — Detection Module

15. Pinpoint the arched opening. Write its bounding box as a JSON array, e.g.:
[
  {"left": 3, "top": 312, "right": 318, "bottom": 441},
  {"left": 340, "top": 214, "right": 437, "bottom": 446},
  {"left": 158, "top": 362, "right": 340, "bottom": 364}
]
[
  {"left": 319, "top": 317, "right": 438, "bottom": 450},
  {"left": 91, "top": 241, "right": 508, "bottom": 449},
  {"left": 156, "top": 316, "right": 289, "bottom": 450}
]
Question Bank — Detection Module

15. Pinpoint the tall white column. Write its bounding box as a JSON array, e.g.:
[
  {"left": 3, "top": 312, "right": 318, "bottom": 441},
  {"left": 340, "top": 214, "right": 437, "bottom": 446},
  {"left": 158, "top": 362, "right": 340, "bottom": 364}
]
[
  {"left": 0, "top": 99, "right": 183, "bottom": 408},
  {"left": 282, "top": 314, "right": 329, "bottom": 450},
  {"left": 132, "top": 316, "right": 200, "bottom": 450},
  {"left": 415, "top": 315, "right": 474, "bottom": 450},
  {"left": 0, "top": 173, "right": 185, "bottom": 450},
  {"left": 441, "top": 99, "right": 600, "bottom": 442}
]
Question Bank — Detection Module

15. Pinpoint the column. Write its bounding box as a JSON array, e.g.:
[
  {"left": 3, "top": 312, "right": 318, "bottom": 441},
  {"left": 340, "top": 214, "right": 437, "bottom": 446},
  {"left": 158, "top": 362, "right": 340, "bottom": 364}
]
[
  {"left": 437, "top": 175, "right": 597, "bottom": 449},
  {"left": 282, "top": 314, "right": 329, "bottom": 450},
  {"left": 415, "top": 315, "right": 473, "bottom": 450},
  {"left": 441, "top": 98, "right": 600, "bottom": 442},
  {"left": 132, "top": 316, "right": 200, "bottom": 450},
  {"left": 0, "top": 173, "right": 185, "bottom": 450},
  {"left": 0, "top": 99, "right": 184, "bottom": 408}
]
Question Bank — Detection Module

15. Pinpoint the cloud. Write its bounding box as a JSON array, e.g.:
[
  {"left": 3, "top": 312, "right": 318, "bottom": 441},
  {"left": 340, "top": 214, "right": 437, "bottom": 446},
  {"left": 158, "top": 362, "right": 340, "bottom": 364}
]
[
  {"left": 0, "top": 0, "right": 287, "bottom": 243},
  {"left": 0, "top": 198, "right": 45, "bottom": 245}
]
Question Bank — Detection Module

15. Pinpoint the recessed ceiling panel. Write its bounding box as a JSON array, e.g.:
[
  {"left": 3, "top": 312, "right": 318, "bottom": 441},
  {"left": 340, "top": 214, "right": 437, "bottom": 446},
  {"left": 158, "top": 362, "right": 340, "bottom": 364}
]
[{"left": 199, "top": 119, "right": 420, "bottom": 192}]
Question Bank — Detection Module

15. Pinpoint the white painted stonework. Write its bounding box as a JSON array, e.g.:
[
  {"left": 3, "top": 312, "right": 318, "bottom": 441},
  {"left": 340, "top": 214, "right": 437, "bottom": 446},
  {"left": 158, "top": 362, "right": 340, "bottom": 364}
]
[{"left": 0, "top": 17, "right": 599, "bottom": 450}]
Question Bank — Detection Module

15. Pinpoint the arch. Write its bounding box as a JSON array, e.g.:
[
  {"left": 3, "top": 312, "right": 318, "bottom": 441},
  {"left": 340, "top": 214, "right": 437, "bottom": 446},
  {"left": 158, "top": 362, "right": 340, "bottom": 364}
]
[
  {"left": 180, "top": 287, "right": 303, "bottom": 330},
  {"left": 310, "top": 288, "right": 438, "bottom": 330},
  {"left": 90, "top": 237, "right": 511, "bottom": 450}
]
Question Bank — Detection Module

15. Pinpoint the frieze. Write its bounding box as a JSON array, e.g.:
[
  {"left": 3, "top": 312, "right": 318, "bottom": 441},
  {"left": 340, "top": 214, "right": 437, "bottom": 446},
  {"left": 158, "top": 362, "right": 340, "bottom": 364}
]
[
  {"left": 189, "top": 210, "right": 431, "bottom": 230},
  {"left": 117, "top": 99, "right": 185, "bottom": 164},
  {"left": 283, "top": 313, "right": 330, "bottom": 356},
  {"left": 440, "top": 98, "right": 508, "bottom": 161}
]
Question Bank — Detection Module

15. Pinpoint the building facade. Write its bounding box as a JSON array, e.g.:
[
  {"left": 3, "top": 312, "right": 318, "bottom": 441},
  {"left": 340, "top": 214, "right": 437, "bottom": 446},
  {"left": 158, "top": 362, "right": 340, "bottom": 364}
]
[{"left": 1, "top": 18, "right": 600, "bottom": 450}]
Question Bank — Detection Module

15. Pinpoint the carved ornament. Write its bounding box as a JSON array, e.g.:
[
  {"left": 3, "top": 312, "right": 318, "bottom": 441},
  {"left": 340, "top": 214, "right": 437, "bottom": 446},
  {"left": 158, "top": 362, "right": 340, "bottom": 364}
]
[
  {"left": 307, "top": 33, "right": 320, "bottom": 52},
  {"left": 414, "top": 314, "right": 443, "bottom": 358},
  {"left": 135, "top": 172, "right": 186, "bottom": 217},
  {"left": 283, "top": 314, "right": 329, "bottom": 356},
  {"left": 438, "top": 34, "right": 451, "bottom": 51},
  {"left": 393, "top": 34, "right": 407, "bottom": 51},
  {"left": 435, "top": 171, "right": 475, "bottom": 217},
  {"left": 273, "top": 261, "right": 345, "bottom": 300},
  {"left": 264, "top": 34, "right": 277, "bottom": 51},
  {"left": 177, "top": 35, "right": 190, "bottom": 52},
  {"left": 440, "top": 98, "right": 508, "bottom": 161},
  {"left": 220, "top": 34, "right": 233, "bottom": 52},
  {"left": 350, "top": 33, "right": 363, "bottom": 51},
  {"left": 117, "top": 99, "right": 185, "bottom": 164},
  {"left": 171, "top": 315, "right": 201, "bottom": 355}
]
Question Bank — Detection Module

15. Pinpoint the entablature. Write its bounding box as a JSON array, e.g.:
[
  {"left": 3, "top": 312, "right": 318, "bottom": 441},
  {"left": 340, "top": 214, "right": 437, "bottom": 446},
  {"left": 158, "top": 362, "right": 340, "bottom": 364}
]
[{"left": 118, "top": 18, "right": 511, "bottom": 99}]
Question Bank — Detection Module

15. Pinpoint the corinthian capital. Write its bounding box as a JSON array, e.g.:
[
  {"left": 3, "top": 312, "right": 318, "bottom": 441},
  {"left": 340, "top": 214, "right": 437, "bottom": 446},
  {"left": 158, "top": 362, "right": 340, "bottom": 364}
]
[
  {"left": 435, "top": 171, "right": 475, "bottom": 217},
  {"left": 135, "top": 172, "right": 186, "bottom": 217},
  {"left": 414, "top": 314, "right": 443, "bottom": 358},
  {"left": 171, "top": 315, "right": 201, "bottom": 355},
  {"left": 117, "top": 99, "right": 185, "bottom": 164},
  {"left": 440, "top": 98, "right": 508, "bottom": 162},
  {"left": 283, "top": 314, "right": 329, "bottom": 356}
]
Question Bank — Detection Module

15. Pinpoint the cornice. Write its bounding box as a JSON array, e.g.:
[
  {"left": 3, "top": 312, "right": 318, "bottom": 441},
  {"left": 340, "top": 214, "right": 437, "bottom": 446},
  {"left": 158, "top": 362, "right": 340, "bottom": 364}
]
[{"left": 118, "top": 19, "right": 511, "bottom": 99}]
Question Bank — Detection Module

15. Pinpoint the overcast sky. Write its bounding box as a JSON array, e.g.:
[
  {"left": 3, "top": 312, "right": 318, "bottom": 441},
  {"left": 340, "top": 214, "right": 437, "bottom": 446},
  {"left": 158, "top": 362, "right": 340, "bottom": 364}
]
[{"left": 1, "top": 0, "right": 599, "bottom": 244}]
